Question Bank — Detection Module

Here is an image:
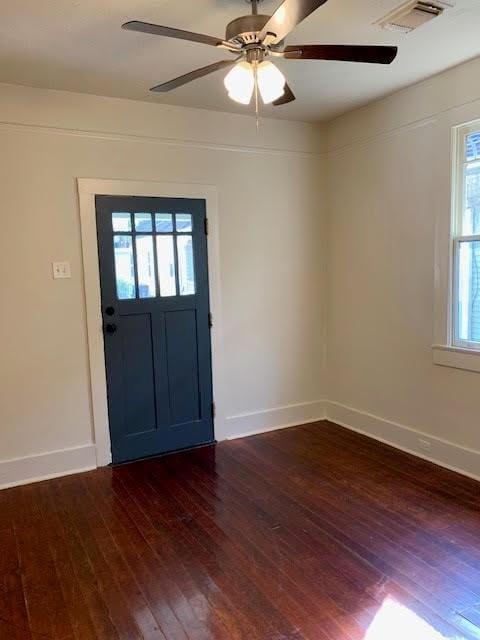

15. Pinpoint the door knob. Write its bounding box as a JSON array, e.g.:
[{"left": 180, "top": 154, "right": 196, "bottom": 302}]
[{"left": 104, "top": 323, "right": 117, "bottom": 335}]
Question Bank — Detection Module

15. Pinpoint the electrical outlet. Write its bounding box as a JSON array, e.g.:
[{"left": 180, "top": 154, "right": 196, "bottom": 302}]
[
  {"left": 418, "top": 438, "right": 432, "bottom": 452},
  {"left": 52, "top": 261, "right": 71, "bottom": 279}
]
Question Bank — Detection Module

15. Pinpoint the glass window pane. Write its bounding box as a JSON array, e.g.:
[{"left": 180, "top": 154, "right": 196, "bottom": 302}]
[
  {"left": 177, "top": 235, "right": 195, "bottom": 296},
  {"left": 112, "top": 212, "right": 131, "bottom": 232},
  {"left": 176, "top": 213, "right": 192, "bottom": 233},
  {"left": 135, "top": 235, "right": 156, "bottom": 298},
  {"left": 463, "top": 163, "right": 480, "bottom": 235},
  {"left": 155, "top": 213, "right": 173, "bottom": 233},
  {"left": 466, "top": 132, "right": 480, "bottom": 162},
  {"left": 134, "top": 212, "right": 152, "bottom": 232},
  {"left": 457, "top": 240, "right": 480, "bottom": 344},
  {"left": 114, "top": 235, "right": 136, "bottom": 299},
  {"left": 156, "top": 235, "right": 177, "bottom": 297}
]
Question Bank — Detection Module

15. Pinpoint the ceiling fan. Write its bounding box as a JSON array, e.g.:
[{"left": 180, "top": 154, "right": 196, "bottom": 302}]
[{"left": 122, "top": 0, "right": 398, "bottom": 108}]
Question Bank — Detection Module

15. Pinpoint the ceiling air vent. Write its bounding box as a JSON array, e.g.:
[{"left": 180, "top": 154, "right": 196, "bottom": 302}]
[{"left": 376, "top": 1, "right": 452, "bottom": 34}]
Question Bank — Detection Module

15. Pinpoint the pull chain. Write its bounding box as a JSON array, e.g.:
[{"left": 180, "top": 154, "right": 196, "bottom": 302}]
[{"left": 253, "top": 60, "right": 260, "bottom": 132}]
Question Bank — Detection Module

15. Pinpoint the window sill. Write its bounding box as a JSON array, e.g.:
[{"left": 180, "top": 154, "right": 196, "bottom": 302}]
[{"left": 432, "top": 344, "right": 480, "bottom": 373}]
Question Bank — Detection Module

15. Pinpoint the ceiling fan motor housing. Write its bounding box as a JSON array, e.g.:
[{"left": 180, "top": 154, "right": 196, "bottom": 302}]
[{"left": 226, "top": 14, "right": 270, "bottom": 45}]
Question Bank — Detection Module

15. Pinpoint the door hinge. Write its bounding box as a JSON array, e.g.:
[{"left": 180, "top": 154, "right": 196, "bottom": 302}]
[
  {"left": 208, "top": 312, "right": 213, "bottom": 329},
  {"left": 204, "top": 217, "right": 209, "bottom": 235},
  {"left": 211, "top": 402, "right": 216, "bottom": 419}
]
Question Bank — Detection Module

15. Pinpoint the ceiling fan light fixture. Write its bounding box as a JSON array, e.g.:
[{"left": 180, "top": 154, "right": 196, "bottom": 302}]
[
  {"left": 224, "top": 59, "right": 286, "bottom": 106},
  {"left": 256, "top": 60, "right": 286, "bottom": 104},
  {"left": 126, "top": 0, "right": 399, "bottom": 116},
  {"left": 224, "top": 61, "right": 255, "bottom": 104}
]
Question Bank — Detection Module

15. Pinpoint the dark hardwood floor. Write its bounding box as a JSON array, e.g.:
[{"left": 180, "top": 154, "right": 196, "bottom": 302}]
[{"left": 1, "top": 421, "right": 480, "bottom": 639}]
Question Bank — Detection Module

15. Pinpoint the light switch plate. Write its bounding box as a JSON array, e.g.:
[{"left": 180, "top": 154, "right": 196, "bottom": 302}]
[{"left": 52, "top": 261, "right": 71, "bottom": 279}]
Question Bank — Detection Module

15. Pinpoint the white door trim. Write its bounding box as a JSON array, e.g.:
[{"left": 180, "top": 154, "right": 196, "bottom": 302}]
[{"left": 77, "top": 178, "right": 225, "bottom": 467}]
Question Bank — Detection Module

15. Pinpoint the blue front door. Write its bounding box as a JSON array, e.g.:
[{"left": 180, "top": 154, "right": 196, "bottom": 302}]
[{"left": 96, "top": 195, "right": 214, "bottom": 463}]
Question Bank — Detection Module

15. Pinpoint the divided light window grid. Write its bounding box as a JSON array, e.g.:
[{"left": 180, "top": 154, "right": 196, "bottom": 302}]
[
  {"left": 112, "top": 212, "right": 196, "bottom": 300},
  {"left": 453, "top": 126, "right": 480, "bottom": 350}
]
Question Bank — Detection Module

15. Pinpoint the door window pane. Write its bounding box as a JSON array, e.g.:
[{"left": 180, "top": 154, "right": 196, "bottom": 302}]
[
  {"left": 134, "top": 212, "right": 152, "bottom": 232},
  {"left": 457, "top": 240, "right": 480, "bottom": 344},
  {"left": 177, "top": 235, "right": 195, "bottom": 296},
  {"left": 112, "top": 212, "right": 131, "bottom": 232},
  {"left": 155, "top": 213, "right": 173, "bottom": 233},
  {"left": 114, "top": 235, "right": 136, "bottom": 299},
  {"left": 176, "top": 214, "right": 192, "bottom": 233},
  {"left": 156, "top": 235, "right": 177, "bottom": 297},
  {"left": 135, "top": 235, "right": 156, "bottom": 298}
]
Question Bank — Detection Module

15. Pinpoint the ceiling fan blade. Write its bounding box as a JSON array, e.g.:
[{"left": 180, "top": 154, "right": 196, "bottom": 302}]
[
  {"left": 122, "top": 20, "right": 231, "bottom": 48},
  {"left": 258, "top": 0, "right": 329, "bottom": 44},
  {"left": 150, "top": 59, "right": 238, "bottom": 92},
  {"left": 283, "top": 44, "right": 398, "bottom": 64},
  {"left": 273, "top": 84, "right": 296, "bottom": 106}
]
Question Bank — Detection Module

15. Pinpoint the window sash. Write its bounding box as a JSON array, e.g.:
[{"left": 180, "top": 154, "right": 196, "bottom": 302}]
[
  {"left": 452, "top": 237, "right": 480, "bottom": 350},
  {"left": 451, "top": 123, "right": 480, "bottom": 351}
]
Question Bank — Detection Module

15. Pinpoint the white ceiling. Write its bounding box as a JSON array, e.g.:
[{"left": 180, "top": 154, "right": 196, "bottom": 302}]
[{"left": 1, "top": 0, "right": 480, "bottom": 122}]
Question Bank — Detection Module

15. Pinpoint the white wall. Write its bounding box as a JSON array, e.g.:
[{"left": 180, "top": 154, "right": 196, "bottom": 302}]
[
  {"left": 326, "top": 56, "right": 480, "bottom": 479},
  {"left": 0, "top": 83, "right": 327, "bottom": 488},
  {"left": 5, "top": 52, "right": 480, "bottom": 490}
]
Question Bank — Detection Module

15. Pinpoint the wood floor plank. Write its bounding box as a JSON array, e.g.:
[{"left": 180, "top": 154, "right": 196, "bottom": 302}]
[
  {"left": 13, "top": 485, "right": 76, "bottom": 639},
  {"left": 462, "top": 606, "right": 480, "bottom": 628},
  {"left": 221, "top": 433, "right": 480, "bottom": 639},
  {"left": 255, "top": 435, "right": 480, "bottom": 632},
  {"left": 117, "top": 462, "right": 278, "bottom": 640},
  {"left": 113, "top": 462, "right": 252, "bottom": 640},
  {"left": 0, "top": 515, "right": 34, "bottom": 640},
  {"left": 1, "top": 421, "right": 480, "bottom": 639},
  {"left": 50, "top": 477, "right": 138, "bottom": 639},
  {"left": 161, "top": 450, "right": 367, "bottom": 640},
  {"left": 30, "top": 482, "right": 101, "bottom": 640},
  {"left": 266, "top": 427, "right": 480, "bottom": 602},
  {"left": 317, "top": 422, "right": 480, "bottom": 517},
  {"left": 86, "top": 472, "right": 190, "bottom": 640},
  {"left": 288, "top": 425, "right": 480, "bottom": 581},
  {"left": 55, "top": 477, "right": 148, "bottom": 640},
  {"left": 155, "top": 454, "right": 342, "bottom": 640},
  {"left": 75, "top": 478, "right": 167, "bottom": 640},
  {"left": 46, "top": 479, "right": 121, "bottom": 640}
]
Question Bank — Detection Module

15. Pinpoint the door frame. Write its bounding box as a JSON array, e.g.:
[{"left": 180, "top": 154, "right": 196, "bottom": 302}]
[{"left": 77, "top": 178, "right": 225, "bottom": 467}]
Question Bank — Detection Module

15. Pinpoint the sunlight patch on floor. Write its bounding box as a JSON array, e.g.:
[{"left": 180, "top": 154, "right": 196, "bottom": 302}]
[{"left": 364, "top": 597, "right": 461, "bottom": 640}]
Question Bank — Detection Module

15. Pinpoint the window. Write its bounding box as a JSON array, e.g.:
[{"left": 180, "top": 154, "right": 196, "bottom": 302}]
[
  {"left": 452, "top": 125, "right": 480, "bottom": 351},
  {"left": 112, "top": 212, "right": 196, "bottom": 300}
]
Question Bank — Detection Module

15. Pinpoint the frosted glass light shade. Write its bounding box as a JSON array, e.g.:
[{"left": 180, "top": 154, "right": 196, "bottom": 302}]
[
  {"left": 224, "top": 60, "right": 286, "bottom": 106},
  {"left": 224, "top": 62, "right": 255, "bottom": 105},
  {"left": 257, "top": 61, "right": 286, "bottom": 104}
]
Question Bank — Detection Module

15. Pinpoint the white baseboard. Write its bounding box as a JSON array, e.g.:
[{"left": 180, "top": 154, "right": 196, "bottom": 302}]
[
  {"left": 0, "top": 444, "right": 97, "bottom": 490},
  {"left": 326, "top": 401, "right": 480, "bottom": 482},
  {"left": 4, "top": 400, "right": 477, "bottom": 489},
  {"left": 223, "top": 399, "right": 326, "bottom": 441},
  {"left": 0, "top": 400, "right": 326, "bottom": 489}
]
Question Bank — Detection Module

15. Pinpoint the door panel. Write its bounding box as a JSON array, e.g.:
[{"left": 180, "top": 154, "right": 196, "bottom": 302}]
[
  {"left": 165, "top": 309, "right": 200, "bottom": 426},
  {"left": 121, "top": 313, "right": 156, "bottom": 436},
  {"left": 96, "top": 195, "right": 214, "bottom": 463}
]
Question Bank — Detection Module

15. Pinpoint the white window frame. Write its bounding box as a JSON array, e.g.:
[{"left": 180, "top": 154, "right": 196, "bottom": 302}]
[
  {"left": 451, "top": 122, "right": 480, "bottom": 351},
  {"left": 432, "top": 118, "right": 480, "bottom": 374}
]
